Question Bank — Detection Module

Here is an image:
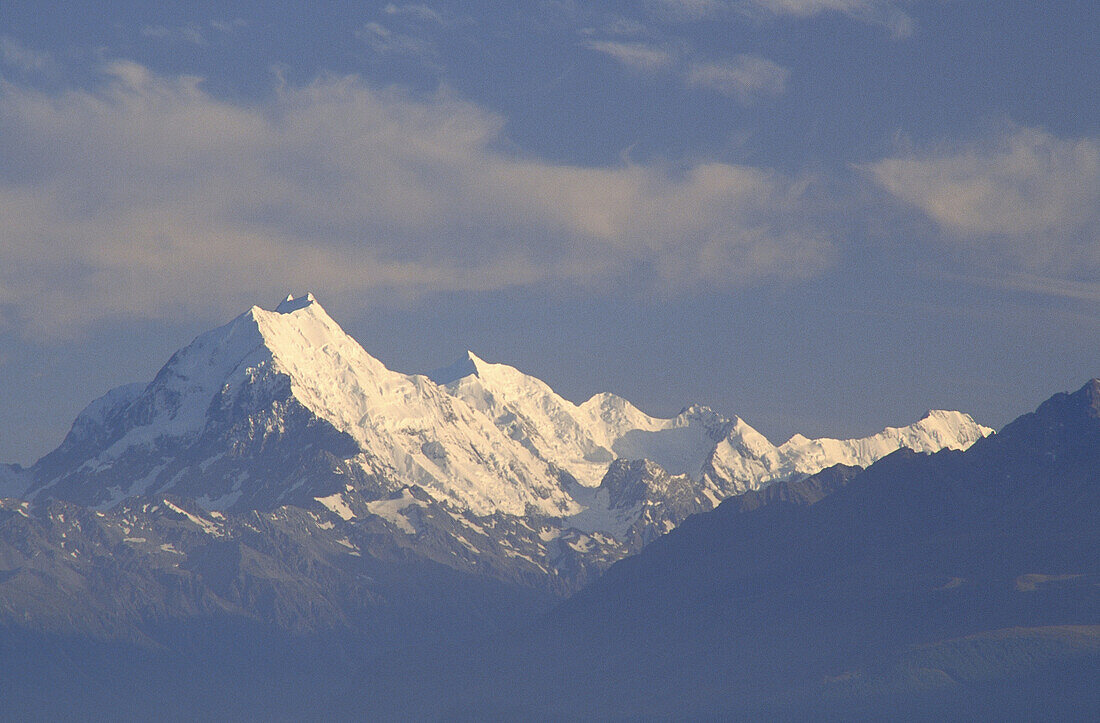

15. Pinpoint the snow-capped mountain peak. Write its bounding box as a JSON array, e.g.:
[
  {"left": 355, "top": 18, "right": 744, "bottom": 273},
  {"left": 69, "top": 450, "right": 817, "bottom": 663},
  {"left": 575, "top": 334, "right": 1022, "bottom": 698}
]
[
  {"left": 22, "top": 293, "right": 994, "bottom": 589},
  {"left": 30, "top": 296, "right": 581, "bottom": 517},
  {"left": 89, "top": 293, "right": 357, "bottom": 446}
]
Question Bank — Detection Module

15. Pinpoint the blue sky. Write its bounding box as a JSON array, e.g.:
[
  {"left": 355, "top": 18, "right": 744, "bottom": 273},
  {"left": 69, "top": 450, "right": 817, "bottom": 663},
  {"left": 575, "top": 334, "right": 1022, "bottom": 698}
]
[{"left": 1, "top": 1, "right": 1098, "bottom": 464}]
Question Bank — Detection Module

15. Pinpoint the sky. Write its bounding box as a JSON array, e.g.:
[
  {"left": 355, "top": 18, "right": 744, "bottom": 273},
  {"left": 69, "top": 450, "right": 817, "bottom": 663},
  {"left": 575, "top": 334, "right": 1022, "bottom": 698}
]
[{"left": 0, "top": 1, "right": 1098, "bottom": 465}]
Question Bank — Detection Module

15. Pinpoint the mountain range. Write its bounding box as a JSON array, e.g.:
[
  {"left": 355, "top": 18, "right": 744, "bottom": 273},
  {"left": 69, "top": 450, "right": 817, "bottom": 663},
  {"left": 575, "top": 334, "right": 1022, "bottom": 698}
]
[
  {"left": 2, "top": 294, "right": 989, "bottom": 599},
  {"left": 3, "top": 294, "right": 1094, "bottom": 718}
]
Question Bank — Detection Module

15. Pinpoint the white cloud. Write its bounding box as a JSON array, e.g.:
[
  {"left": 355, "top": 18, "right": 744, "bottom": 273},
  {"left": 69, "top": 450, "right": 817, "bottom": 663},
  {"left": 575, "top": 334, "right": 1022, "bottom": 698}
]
[
  {"left": 749, "top": 0, "right": 872, "bottom": 15},
  {"left": 654, "top": 0, "right": 914, "bottom": 38},
  {"left": 139, "top": 25, "right": 171, "bottom": 39},
  {"left": 139, "top": 19, "right": 244, "bottom": 46},
  {"left": 864, "top": 126, "right": 1100, "bottom": 274},
  {"left": 0, "top": 36, "right": 55, "bottom": 74},
  {"left": 584, "top": 38, "right": 790, "bottom": 102},
  {"left": 686, "top": 55, "right": 789, "bottom": 100},
  {"left": 748, "top": 0, "right": 914, "bottom": 37},
  {"left": 383, "top": 3, "right": 445, "bottom": 24},
  {"left": 0, "top": 62, "right": 835, "bottom": 335},
  {"left": 583, "top": 40, "right": 677, "bottom": 72},
  {"left": 360, "top": 3, "right": 466, "bottom": 68},
  {"left": 356, "top": 22, "right": 437, "bottom": 59}
]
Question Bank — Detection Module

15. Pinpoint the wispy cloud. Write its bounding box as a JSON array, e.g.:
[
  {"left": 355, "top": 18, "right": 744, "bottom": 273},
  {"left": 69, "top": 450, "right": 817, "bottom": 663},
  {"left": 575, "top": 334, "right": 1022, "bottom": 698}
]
[
  {"left": 748, "top": 0, "right": 914, "bottom": 38},
  {"left": 654, "top": 0, "right": 915, "bottom": 38},
  {"left": 863, "top": 125, "right": 1100, "bottom": 274},
  {"left": 359, "top": 3, "right": 464, "bottom": 65},
  {"left": 601, "top": 16, "right": 652, "bottom": 37},
  {"left": 584, "top": 37, "right": 789, "bottom": 101},
  {"left": 955, "top": 272, "right": 1100, "bottom": 304},
  {"left": 583, "top": 40, "right": 677, "bottom": 72},
  {"left": 0, "top": 36, "right": 56, "bottom": 74},
  {"left": 356, "top": 21, "right": 437, "bottom": 59},
  {"left": 686, "top": 56, "right": 789, "bottom": 100},
  {"left": 139, "top": 19, "right": 245, "bottom": 46},
  {"left": 383, "top": 3, "right": 445, "bottom": 24},
  {"left": 0, "top": 63, "right": 836, "bottom": 335}
]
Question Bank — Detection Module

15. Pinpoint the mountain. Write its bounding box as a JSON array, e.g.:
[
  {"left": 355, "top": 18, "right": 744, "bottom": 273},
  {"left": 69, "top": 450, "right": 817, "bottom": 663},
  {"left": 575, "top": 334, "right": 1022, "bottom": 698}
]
[
  {"left": 0, "top": 376, "right": 1084, "bottom": 720},
  {"left": 419, "top": 380, "right": 1100, "bottom": 719},
  {"left": 11, "top": 294, "right": 991, "bottom": 597},
  {"left": 4, "top": 293, "right": 1086, "bottom": 719},
  {"left": 27, "top": 294, "right": 572, "bottom": 517},
  {"left": 433, "top": 351, "right": 991, "bottom": 501},
  {"left": 0, "top": 294, "right": 993, "bottom": 671}
]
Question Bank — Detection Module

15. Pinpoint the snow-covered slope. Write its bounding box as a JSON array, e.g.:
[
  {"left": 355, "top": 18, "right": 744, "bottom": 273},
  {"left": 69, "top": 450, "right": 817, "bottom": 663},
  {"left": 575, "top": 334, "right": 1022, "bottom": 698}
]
[
  {"left": 432, "top": 353, "right": 994, "bottom": 502},
  {"left": 431, "top": 352, "right": 659, "bottom": 487},
  {"left": 703, "top": 408, "right": 993, "bottom": 497},
  {"left": 241, "top": 297, "right": 574, "bottom": 516},
  {"left": 772, "top": 409, "right": 992, "bottom": 474},
  {"left": 433, "top": 355, "right": 780, "bottom": 490},
  {"left": 30, "top": 294, "right": 573, "bottom": 517}
]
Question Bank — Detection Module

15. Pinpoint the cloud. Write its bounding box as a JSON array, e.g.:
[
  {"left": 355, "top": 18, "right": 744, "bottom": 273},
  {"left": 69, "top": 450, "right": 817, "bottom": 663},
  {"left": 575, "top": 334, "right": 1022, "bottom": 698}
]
[
  {"left": 0, "top": 62, "right": 836, "bottom": 335},
  {"left": 584, "top": 38, "right": 789, "bottom": 101},
  {"left": 383, "top": 3, "right": 445, "bottom": 24},
  {"left": 863, "top": 126, "right": 1100, "bottom": 274},
  {"left": 654, "top": 0, "right": 914, "bottom": 38},
  {"left": 356, "top": 22, "right": 437, "bottom": 60},
  {"left": 0, "top": 36, "right": 56, "bottom": 74},
  {"left": 754, "top": 0, "right": 915, "bottom": 37},
  {"left": 748, "top": 0, "right": 914, "bottom": 37},
  {"left": 139, "top": 19, "right": 245, "bottom": 46},
  {"left": 686, "top": 56, "right": 789, "bottom": 100},
  {"left": 360, "top": 3, "right": 463, "bottom": 65},
  {"left": 583, "top": 40, "right": 677, "bottom": 72},
  {"left": 956, "top": 272, "right": 1100, "bottom": 305}
]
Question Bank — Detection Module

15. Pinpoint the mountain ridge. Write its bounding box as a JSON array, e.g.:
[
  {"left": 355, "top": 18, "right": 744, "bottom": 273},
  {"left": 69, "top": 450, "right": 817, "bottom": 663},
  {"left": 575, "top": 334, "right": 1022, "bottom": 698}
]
[{"left": 7, "top": 293, "right": 992, "bottom": 595}]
